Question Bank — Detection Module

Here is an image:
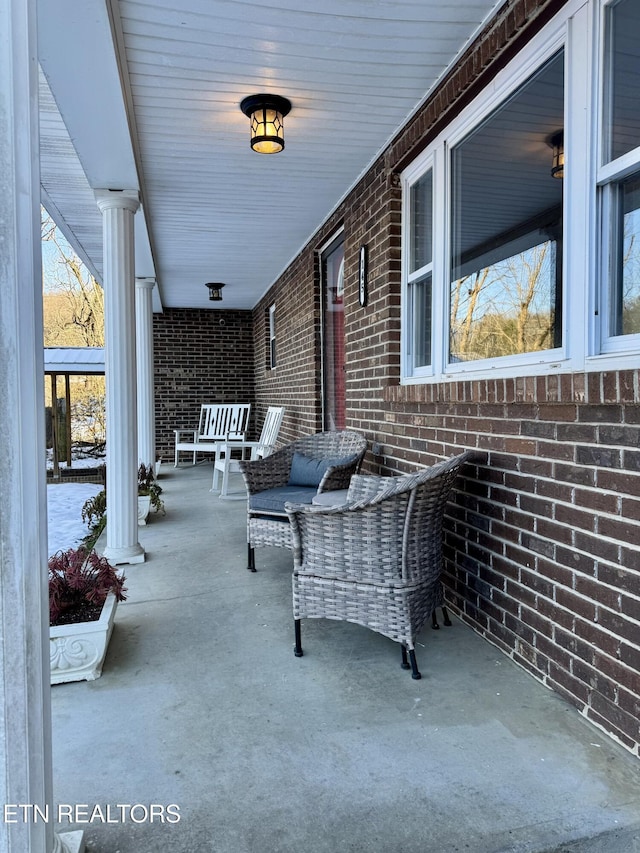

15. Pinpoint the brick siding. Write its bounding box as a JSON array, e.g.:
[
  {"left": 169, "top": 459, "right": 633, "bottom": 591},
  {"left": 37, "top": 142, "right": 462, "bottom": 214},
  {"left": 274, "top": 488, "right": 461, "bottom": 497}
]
[
  {"left": 244, "top": 0, "right": 640, "bottom": 755},
  {"left": 153, "top": 308, "right": 255, "bottom": 460}
]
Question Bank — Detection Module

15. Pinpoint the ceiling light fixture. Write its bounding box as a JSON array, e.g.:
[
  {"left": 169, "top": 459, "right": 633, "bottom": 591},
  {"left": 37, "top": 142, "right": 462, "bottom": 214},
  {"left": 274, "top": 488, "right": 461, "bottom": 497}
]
[
  {"left": 548, "top": 130, "right": 564, "bottom": 179},
  {"left": 240, "top": 94, "right": 291, "bottom": 154},
  {"left": 205, "top": 282, "right": 225, "bottom": 302}
]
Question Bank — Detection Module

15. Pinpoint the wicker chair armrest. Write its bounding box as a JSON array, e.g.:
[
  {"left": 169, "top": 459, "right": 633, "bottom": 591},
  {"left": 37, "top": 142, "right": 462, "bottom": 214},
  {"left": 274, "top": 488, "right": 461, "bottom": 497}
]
[
  {"left": 239, "top": 444, "right": 295, "bottom": 493},
  {"left": 286, "top": 498, "right": 409, "bottom": 584},
  {"left": 317, "top": 451, "right": 366, "bottom": 493},
  {"left": 345, "top": 474, "right": 399, "bottom": 504}
]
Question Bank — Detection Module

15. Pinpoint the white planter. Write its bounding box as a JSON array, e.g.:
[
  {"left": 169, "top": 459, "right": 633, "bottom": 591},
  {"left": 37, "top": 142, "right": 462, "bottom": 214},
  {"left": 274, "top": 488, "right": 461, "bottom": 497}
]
[
  {"left": 49, "top": 592, "right": 118, "bottom": 685},
  {"left": 138, "top": 494, "right": 151, "bottom": 525},
  {"left": 155, "top": 459, "right": 162, "bottom": 477}
]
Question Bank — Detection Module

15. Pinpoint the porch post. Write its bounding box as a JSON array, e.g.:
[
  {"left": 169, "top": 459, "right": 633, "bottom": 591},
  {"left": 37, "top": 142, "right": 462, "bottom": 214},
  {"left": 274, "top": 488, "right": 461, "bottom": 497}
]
[
  {"left": 135, "top": 277, "right": 156, "bottom": 470},
  {"left": 0, "top": 1, "right": 59, "bottom": 850},
  {"left": 95, "top": 189, "right": 145, "bottom": 565}
]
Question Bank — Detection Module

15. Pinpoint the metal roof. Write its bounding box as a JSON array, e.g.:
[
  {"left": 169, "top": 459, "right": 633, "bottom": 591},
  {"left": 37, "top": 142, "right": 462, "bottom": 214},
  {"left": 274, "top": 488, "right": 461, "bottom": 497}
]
[{"left": 44, "top": 347, "right": 105, "bottom": 375}]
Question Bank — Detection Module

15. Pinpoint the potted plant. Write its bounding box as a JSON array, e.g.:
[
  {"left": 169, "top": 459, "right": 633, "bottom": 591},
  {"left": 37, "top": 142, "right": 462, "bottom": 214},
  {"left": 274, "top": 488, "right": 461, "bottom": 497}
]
[
  {"left": 48, "top": 546, "right": 127, "bottom": 684},
  {"left": 137, "top": 462, "right": 164, "bottom": 525},
  {"left": 81, "top": 488, "right": 107, "bottom": 550},
  {"left": 80, "top": 464, "right": 165, "bottom": 530}
]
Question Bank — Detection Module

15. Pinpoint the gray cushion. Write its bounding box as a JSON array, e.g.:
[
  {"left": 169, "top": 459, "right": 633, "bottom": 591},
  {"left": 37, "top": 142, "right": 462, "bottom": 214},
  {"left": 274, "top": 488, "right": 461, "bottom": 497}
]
[
  {"left": 249, "top": 486, "right": 318, "bottom": 515},
  {"left": 288, "top": 452, "right": 358, "bottom": 487}
]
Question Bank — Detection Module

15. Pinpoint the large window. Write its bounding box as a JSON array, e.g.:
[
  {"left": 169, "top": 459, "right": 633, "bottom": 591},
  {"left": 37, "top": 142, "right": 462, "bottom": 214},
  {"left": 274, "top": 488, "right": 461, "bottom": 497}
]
[
  {"left": 401, "top": 0, "right": 640, "bottom": 384},
  {"left": 600, "top": 0, "right": 640, "bottom": 347},
  {"left": 403, "top": 49, "right": 564, "bottom": 379},
  {"left": 450, "top": 55, "right": 564, "bottom": 364}
]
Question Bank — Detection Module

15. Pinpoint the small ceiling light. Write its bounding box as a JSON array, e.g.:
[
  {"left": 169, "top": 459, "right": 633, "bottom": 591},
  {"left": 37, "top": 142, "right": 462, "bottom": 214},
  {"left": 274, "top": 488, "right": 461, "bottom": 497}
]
[
  {"left": 240, "top": 94, "right": 292, "bottom": 154},
  {"left": 548, "top": 130, "right": 564, "bottom": 179},
  {"left": 205, "top": 282, "right": 225, "bottom": 302}
]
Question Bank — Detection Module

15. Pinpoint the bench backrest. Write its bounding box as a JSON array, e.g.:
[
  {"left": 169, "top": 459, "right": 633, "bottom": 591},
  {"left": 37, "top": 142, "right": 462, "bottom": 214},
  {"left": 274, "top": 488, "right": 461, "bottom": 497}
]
[{"left": 198, "top": 404, "right": 251, "bottom": 442}]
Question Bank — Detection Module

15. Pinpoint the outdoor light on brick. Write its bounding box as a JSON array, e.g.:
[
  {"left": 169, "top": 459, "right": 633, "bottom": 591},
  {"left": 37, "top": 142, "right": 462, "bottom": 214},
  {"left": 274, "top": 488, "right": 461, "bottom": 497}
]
[
  {"left": 240, "top": 94, "right": 291, "bottom": 154},
  {"left": 205, "top": 282, "right": 225, "bottom": 301}
]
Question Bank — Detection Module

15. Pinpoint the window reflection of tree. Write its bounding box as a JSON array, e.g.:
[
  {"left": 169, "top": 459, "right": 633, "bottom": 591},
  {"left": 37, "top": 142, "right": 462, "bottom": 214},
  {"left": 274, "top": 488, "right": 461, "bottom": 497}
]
[
  {"left": 621, "top": 189, "right": 640, "bottom": 335},
  {"left": 450, "top": 241, "right": 557, "bottom": 362}
]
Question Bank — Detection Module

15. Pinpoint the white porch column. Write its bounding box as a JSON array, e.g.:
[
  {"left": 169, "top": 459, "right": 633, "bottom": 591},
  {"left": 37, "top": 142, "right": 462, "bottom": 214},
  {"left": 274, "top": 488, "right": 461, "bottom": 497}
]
[
  {"left": 135, "top": 277, "right": 156, "bottom": 470},
  {"left": 96, "top": 189, "right": 145, "bottom": 565},
  {"left": 0, "top": 3, "right": 82, "bottom": 852}
]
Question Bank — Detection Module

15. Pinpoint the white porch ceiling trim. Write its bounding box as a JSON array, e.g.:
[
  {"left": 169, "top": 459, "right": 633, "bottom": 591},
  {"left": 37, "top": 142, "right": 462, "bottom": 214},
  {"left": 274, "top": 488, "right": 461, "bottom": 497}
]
[{"left": 37, "top": 0, "right": 505, "bottom": 313}]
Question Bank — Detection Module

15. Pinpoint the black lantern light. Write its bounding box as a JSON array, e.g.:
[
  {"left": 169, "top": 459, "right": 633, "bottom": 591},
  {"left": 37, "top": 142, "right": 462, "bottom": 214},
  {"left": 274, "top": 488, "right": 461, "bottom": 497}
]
[
  {"left": 205, "top": 282, "right": 225, "bottom": 302},
  {"left": 240, "top": 94, "right": 292, "bottom": 154},
  {"left": 548, "top": 130, "right": 564, "bottom": 179}
]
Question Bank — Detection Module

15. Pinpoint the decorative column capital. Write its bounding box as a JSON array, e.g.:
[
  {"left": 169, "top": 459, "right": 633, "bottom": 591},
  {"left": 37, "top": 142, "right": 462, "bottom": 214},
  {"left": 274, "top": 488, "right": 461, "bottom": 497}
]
[
  {"left": 135, "top": 276, "right": 156, "bottom": 291},
  {"left": 94, "top": 188, "right": 140, "bottom": 214}
]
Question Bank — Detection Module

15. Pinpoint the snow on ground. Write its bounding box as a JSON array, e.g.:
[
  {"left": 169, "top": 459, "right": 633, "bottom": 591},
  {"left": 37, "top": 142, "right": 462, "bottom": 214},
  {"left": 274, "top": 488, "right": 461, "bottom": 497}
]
[
  {"left": 47, "top": 482, "right": 103, "bottom": 557},
  {"left": 46, "top": 448, "right": 106, "bottom": 470}
]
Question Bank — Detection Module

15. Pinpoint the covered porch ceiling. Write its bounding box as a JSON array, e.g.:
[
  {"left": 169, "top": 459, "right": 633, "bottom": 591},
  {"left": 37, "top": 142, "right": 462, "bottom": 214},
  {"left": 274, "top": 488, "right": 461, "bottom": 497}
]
[{"left": 37, "top": 0, "right": 502, "bottom": 312}]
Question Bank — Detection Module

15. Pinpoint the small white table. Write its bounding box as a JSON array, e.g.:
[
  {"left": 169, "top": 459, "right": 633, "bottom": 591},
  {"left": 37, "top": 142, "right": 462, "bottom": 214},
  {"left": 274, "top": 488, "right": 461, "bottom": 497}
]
[{"left": 311, "top": 489, "right": 349, "bottom": 507}]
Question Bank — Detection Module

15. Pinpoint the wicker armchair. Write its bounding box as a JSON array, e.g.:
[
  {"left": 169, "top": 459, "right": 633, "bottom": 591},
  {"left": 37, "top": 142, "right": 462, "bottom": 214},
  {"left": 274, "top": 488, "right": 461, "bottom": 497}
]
[
  {"left": 239, "top": 430, "right": 367, "bottom": 571},
  {"left": 286, "top": 452, "right": 471, "bottom": 679}
]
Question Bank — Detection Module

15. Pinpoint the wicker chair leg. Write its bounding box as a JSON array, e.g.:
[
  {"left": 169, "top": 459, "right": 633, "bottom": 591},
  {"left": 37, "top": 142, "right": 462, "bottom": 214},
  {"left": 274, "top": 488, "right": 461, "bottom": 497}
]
[
  {"left": 400, "top": 645, "right": 411, "bottom": 670},
  {"left": 294, "top": 619, "right": 303, "bottom": 657},
  {"left": 408, "top": 649, "right": 422, "bottom": 680},
  {"left": 432, "top": 605, "right": 452, "bottom": 629},
  {"left": 247, "top": 544, "right": 256, "bottom": 572}
]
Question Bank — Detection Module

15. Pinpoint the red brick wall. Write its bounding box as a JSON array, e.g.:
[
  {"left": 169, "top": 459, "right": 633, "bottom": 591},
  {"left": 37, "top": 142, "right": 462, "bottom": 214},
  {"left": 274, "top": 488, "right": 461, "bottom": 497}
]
[
  {"left": 153, "top": 308, "right": 255, "bottom": 460},
  {"left": 248, "top": 0, "right": 640, "bottom": 755},
  {"left": 385, "top": 375, "right": 640, "bottom": 754}
]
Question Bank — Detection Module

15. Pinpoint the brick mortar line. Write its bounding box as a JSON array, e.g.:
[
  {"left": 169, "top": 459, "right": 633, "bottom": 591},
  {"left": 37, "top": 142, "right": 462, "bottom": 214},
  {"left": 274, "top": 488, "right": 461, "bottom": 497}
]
[
  {"left": 488, "top": 564, "right": 640, "bottom": 607},
  {"left": 451, "top": 527, "right": 630, "bottom": 573},
  {"left": 484, "top": 490, "right": 639, "bottom": 521},
  {"left": 472, "top": 587, "right": 640, "bottom": 657},
  {"left": 461, "top": 556, "right": 640, "bottom": 622}
]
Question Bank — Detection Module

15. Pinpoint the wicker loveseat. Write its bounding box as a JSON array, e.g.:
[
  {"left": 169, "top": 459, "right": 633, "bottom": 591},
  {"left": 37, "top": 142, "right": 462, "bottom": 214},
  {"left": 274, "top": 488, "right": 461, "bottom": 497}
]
[
  {"left": 286, "top": 451, "right": 471, "bottom": 679},
  {"left": 239, "top": 430, "right": 367, "bottom": 571}
]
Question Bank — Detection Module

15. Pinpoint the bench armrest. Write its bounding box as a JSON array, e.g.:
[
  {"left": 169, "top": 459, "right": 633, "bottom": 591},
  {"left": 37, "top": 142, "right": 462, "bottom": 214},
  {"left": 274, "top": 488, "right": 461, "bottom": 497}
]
[{"left": 174, "top": 429, "right": 198, "bottom": 443}]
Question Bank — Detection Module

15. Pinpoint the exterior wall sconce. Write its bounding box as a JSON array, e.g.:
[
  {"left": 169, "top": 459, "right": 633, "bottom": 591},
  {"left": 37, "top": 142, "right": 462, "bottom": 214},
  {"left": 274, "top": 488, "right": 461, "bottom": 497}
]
[
  {"left": 205, "top": 282, "right": 225, "bottom": 301},
  {"left": 240, "top": 94, "right": 291, "bottom": 154},
  {"left": 548, "top": 130, "right": 564, "bottom": 179}
]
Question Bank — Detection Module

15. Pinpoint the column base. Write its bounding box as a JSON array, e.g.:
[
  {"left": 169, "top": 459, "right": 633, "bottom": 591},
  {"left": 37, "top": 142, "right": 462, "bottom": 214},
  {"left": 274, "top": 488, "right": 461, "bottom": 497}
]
[
  {"left": 103, "top": 542, "right": 146, "bottom": 565},
  {"left": 54, "top": 829, "right": 85, "bottom": 853}
]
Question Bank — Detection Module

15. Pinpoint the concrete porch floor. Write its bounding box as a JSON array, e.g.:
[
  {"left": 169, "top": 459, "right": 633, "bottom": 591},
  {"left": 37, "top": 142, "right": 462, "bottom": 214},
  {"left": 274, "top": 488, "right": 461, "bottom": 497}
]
[{"left": 51, "top": 463, "right": 640, "bottom": 853}]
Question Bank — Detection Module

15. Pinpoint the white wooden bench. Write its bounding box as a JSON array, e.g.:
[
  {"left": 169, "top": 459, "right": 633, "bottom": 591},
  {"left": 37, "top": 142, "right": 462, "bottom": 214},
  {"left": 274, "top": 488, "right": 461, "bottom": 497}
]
[
  {"left": 211, "top": 405, "right": 285, "bottom": 498},
  {"left": 174, "top": 404, "right": 251, "bottom": 466}
]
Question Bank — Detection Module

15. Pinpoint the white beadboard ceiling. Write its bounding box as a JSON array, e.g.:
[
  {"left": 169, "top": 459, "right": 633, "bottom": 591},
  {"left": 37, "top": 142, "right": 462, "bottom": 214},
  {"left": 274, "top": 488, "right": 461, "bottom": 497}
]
[{"left": 37, "top": 0, "right": 503, "bottom": 311}]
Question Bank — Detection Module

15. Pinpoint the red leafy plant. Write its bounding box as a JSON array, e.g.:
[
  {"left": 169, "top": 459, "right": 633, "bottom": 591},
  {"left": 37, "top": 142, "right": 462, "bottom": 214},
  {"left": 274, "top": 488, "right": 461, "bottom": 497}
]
[{"left": 48, "top": 547, "right": 127, "bottom": 627}]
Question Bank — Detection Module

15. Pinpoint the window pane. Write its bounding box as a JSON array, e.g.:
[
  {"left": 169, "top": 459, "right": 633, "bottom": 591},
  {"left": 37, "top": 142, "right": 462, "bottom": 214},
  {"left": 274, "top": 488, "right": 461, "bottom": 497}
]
[
  {"left": 611, "top": 175, "right": 640, "bottom": 336},
  {"left": 450, "top": 52, "right": 564, "bottom": 363},
  {"left": 411, "top": 274, "right": 432, "bottom": 367},
  {"left": 410, "top": 171, "right": 432, "bottom": 273},
  {"left": 322, "top": 242, "right": 345, "bottom": 430},
  {"left": 604, "top": 0, "right": 640, "bottom": 163},
  {"left": 450, "top": 240, "right": 559, "bottom": 361}
]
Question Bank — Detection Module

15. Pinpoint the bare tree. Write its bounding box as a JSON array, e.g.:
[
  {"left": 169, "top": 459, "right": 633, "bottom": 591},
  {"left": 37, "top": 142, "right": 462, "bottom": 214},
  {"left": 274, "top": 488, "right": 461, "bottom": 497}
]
[
  {"left": 42, "top": 211, "right": 106, "bottom": 448},
  {"left": 41, "top": 212, "right": 104, "bottom": 347},
  {"left": 451, "top": 242, "right": 555, "bottom": 361}
]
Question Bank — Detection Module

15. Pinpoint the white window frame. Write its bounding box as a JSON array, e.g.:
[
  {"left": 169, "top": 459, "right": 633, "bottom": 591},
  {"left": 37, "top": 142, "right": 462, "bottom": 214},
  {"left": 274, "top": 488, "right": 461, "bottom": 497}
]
[
  {"left": 402, "top": 154, "right": 436, "bottom": 379},
  {"left": 590, "top": 0, "right": 640, "bottom": 367},
  {"left": 400, "top": 0, "right": 608, "bottom": 385}
]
